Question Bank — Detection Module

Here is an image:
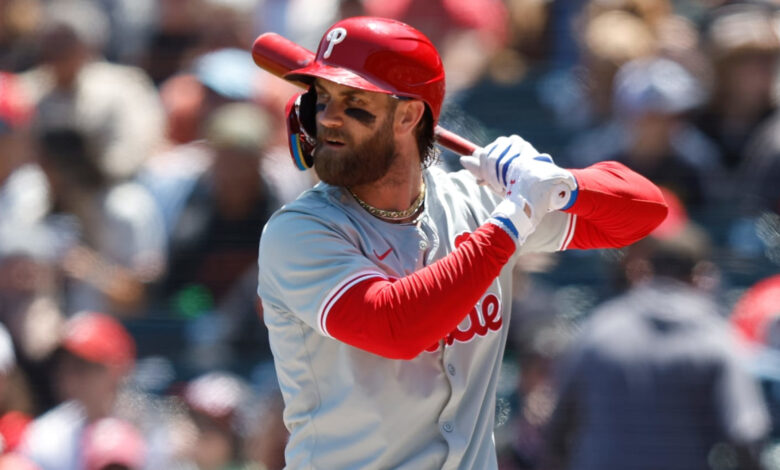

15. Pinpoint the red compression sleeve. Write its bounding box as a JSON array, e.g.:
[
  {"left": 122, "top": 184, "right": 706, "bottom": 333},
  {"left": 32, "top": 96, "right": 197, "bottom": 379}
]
[
  {"left": 325, "top": 223, "right": 515, "bottom": 360},
  {"left": 565, "top": 161, "right": 668, "bottom": 250}
]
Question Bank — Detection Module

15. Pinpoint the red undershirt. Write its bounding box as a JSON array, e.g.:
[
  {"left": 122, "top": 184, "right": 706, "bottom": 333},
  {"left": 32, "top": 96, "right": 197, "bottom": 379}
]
[{"left": 325, "top": 161, "right": 668, "bottom": 359}]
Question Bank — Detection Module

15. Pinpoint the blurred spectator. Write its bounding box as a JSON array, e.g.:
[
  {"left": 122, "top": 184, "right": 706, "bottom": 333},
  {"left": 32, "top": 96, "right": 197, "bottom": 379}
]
[
  {"left": 497, "top": 259, "right": 570, "bottom": 470},
  {"left": 82, "top": 417, "right": 146, "bottom": 470},
  {"left": 0, "top": 221, "right": 64, "bottom": 414},
  {"left": 262, "top": 0, "right": 342, "bottom": 51},
  {"left": 160, "top": 103, "right": 280, "bottom": 369},
  {"left": 567, "top": 56, "right": 718, "bottom": 210},
  {"left": 452, "top": 0, "right": 570, "bottom": 160},
  {"left": 694, "top": 3, "right": 780, "bottom": 211},
  {"left": 0, "top": 323, "right": 33, "bottom": 454},
  {"left": 138, "top": 0, "right": 203, "bottom": 85},
  {"left": 732, "top": 274, "right": 780, "bottom": 349},
  {"left": 566, "top": 8, "right": 657, "bottom": 129},
  {"left": 544, "top": 208, "right": 771, "bottom": 469},
  {"left": 20, "top": 0, "right": 165, "bottom": 182},
  {"left": 0, "top": 452, "right": 41, "bottom": 470},
  {"left": 19, "top": 312, "right": 135, "bottom": 469},
  {"left": 363, "top": 0, "right": 508, "bottom": 94},
  {"left": 179, "top": 371, "right": 258, "bottom": 470},
  {"left": 524, "top": 6, "right": 659, "bottom": 167},
  {"left": 0, "top": 71, "right": 47, "bottom": 230},
  {"left": 144, "top": 47, "right": 307, "bottom": 231},
  {"left": 164, "top": 103, "right": 276, "bottom": 299},
  {"left": 241, "top": 387, "right": 287, "bottom": 470},
  {"left": 20, "top": 312, "right": 181, "bottom": 470},
  {"left": 582, "top": 0, "right": 674, "bottom": 29},
  {"left": 730, "top": 273, "right": 780, "bottom": 442},
  {"left": 34, "top": 127, "right": 167, "bottom": 317},
  {"left": 0, "top": 0, "right": 43, "bottom": 71}
]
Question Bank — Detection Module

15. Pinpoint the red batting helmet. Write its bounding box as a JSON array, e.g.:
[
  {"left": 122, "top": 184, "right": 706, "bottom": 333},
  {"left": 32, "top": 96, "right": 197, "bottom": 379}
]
[{"left": 285, "top": 16, "right": 446, "bottom": 123}]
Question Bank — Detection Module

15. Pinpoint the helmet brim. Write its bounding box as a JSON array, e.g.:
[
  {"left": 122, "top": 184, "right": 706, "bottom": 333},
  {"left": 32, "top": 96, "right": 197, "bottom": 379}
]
[{"left": 285, "top": 62, "right": 394, "bottom": 96}]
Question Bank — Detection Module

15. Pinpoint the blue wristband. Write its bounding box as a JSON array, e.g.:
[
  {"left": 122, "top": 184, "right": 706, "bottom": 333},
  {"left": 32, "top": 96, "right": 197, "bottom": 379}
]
[{"left": 490, "top": 215, "right": 519, "bottom": 240}]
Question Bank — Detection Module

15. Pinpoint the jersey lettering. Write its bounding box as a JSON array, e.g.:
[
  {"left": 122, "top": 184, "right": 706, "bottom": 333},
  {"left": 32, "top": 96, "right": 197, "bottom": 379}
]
[
  {"left": 425, "top": 293, "right": 502, "bottom": 352},
  {"left": 323, "top": 27, "right": 347, "bottom": 59}
]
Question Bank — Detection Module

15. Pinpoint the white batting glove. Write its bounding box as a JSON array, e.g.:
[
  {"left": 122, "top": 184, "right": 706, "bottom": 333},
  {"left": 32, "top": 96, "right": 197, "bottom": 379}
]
[
  {"left": 488, "top": 157, "right": 579, "bottom": 245},
  {"left": 460, "top": 135, "right": 577, "bottom": 211},
  {"left": 489, "top": 196, "right": 539, "bottom": 245},
  {"left": 460, "top": 135, "right": 540, "bottom": 196},
  {"left": 504, "top": 155, "right": 578, "bottom": 214}
]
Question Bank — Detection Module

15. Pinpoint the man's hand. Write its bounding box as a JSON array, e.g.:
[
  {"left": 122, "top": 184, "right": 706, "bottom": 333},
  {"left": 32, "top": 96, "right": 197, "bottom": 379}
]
[
  {"left": 460, "top": 135, "right": 537, "bottom": 195},
  {"left": 460, "top": 135, "right": 577, "bottom": 212}
]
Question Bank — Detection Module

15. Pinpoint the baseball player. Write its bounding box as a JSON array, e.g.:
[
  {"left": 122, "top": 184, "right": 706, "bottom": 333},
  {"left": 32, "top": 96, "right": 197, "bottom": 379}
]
[{"left": 256, "top": 17, "right": 668, "bottom": 470}]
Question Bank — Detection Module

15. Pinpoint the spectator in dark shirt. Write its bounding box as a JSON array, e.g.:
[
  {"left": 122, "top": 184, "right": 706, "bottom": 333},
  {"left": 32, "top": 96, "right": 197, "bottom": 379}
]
[{"left": 545, "top": 209, "right": 771, "bottom": 470}]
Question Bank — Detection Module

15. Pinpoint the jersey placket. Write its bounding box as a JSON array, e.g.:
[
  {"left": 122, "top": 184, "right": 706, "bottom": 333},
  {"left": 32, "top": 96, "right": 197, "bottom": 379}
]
[
  {"left": 416, "top": 215, "right": 440, "bottom": 267},
  {"left": 437, "top": 331, "right": 471, "bottom": 469}
]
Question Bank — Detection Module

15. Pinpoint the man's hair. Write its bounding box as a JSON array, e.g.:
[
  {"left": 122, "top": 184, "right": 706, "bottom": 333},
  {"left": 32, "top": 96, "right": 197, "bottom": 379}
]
[
  {"left": 386, "top": 96, "right": 436, "bottom": 167},
  {"left": 416, "top": 107, "right": 437, "bottom": 168},
  {"left": 641, "top": 223, "right": 711, "bottom": 283}
]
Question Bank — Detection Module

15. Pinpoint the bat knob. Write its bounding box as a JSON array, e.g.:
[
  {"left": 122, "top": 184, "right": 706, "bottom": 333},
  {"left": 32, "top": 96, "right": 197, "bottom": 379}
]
[{"left": 550, "top": 184, "right": 571, "bottom": 211}]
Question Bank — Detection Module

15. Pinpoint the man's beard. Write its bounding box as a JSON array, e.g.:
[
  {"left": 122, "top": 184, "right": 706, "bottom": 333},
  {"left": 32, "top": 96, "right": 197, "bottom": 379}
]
[{"left": 312, "top": 118, "right": 397, "bottom": 187}]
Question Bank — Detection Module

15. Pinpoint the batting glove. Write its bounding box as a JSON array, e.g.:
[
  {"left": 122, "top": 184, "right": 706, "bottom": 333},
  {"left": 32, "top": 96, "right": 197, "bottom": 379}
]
[
  {"left": 488, "top": 156, "right": 579, "bottom": 245},
  {"left": 461, "top": 135, "right": 577, "bottom": 212},
  {"left": 504, "top": 154, "right": 578, "bottom": 214},
  {"left": 489, "top": 195, "right": 539, "bottom": 245},
  {"left": 460, "top": 135, "right": 540, "bottom": 196}
]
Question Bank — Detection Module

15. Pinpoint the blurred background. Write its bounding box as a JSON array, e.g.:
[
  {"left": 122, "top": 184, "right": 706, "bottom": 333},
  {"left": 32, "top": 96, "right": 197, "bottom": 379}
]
[{"left": 2, "top": 0, "right": 780, "bottom": 469}]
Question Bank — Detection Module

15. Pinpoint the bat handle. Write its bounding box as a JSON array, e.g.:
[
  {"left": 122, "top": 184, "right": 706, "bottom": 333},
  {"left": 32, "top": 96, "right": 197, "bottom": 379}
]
[
  {"left": 434, "top": 126, "right": 478, "bottom": 155},
  {"left": 550, "top": 183, "right": 573, "bottom": 211}
]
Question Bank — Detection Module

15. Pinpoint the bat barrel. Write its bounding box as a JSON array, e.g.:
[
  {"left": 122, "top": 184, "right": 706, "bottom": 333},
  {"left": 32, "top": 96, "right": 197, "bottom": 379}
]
[{"left": 252, "top": 33, "right": 313, "bottom": 79}]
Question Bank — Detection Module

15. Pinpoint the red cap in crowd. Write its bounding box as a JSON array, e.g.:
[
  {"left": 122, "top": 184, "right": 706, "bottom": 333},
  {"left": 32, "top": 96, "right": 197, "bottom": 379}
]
[
  {"left": 61, "top": 312, "right": 136, "bottom": 373},
  {"left": 731, "top": 275, "right": 780, "bottom": 347},
  {"left": 0, "top": 72, "right": 32, "bottom": 132}
]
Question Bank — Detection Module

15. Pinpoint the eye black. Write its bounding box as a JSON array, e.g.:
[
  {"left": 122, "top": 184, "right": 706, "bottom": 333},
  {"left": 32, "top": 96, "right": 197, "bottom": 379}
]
[{"left": 345, "top": 108, "right": 376, "bottom": 126}]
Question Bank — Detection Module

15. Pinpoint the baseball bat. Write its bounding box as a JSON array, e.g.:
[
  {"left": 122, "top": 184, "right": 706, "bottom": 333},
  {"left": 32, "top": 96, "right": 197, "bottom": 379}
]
[
  {"left": 251, "top": 32, "right": 571, "bottom": 209},
  {"left": 251, "top": 32, "right": 477, "bottom": 156}
]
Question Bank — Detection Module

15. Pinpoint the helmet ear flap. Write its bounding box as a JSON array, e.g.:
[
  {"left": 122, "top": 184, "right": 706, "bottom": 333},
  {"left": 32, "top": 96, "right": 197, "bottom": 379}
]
[
  {"left": 285, "top": 91, "right": 316, "bottom": 170},
  {"left": 298, "top": 87, "right": 317, "bottom": 138}
]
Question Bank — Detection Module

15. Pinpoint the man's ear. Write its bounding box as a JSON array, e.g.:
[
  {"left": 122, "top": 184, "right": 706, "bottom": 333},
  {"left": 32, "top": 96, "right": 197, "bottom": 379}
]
[{"left": 394, "top": 100, "right": 426, "bottom": 136}]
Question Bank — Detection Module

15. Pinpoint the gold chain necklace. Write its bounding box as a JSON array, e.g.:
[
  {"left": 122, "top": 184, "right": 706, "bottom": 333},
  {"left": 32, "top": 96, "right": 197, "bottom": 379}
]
[{"left": 349, "top": 182, "right": 426, "bottom": 221}]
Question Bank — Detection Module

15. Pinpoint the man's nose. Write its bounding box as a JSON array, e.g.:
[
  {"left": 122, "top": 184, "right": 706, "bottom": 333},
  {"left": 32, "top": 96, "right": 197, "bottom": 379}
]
[{"left": 317, "top": 102, "right": 344, "bottom": 128}]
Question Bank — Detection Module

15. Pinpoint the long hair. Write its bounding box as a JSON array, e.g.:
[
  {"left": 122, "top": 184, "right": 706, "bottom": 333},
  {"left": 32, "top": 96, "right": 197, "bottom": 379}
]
[{"left": 416, "top": 107, "right": 437, "bottom": 168}]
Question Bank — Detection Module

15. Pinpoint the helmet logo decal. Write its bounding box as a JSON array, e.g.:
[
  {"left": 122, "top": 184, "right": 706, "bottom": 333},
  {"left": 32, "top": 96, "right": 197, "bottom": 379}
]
[{"left": 323, "top": 27, "right": 347, "bottom": 59}]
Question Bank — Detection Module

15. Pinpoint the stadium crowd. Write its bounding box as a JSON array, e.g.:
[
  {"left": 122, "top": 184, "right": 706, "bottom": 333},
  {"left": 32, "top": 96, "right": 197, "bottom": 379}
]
[{"left": 1, "top": 0, "right": 780, "bottom": 468}]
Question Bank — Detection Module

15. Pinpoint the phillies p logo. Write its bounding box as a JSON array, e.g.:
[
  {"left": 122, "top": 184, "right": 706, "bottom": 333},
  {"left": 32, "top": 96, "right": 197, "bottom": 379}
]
[{"left": 323, "top": 27, "right": 347, "bottom": 59}]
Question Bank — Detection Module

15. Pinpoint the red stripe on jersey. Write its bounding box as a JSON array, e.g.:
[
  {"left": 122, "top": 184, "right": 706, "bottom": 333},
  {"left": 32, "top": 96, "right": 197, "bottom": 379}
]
[
  {"left": 559, "top": 214, "right": 577, "bottom": 251},
  {"left": 323, "top": 223, "right": 515, "bottom": 360},
  {"left": 319, "top": 271, "right": 386, "bottom": 336},
  {"left": 564, "top": 161, "right": 668, "bottom": 250}
]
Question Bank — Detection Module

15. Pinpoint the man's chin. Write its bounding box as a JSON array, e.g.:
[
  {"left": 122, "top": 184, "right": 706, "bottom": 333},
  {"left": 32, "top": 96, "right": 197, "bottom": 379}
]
[
  {"left": 312, "top": 130, "right": 396, "bottom": 187},
  {"left": 314, "top": 165, "right": 372, "bottom": 187}
]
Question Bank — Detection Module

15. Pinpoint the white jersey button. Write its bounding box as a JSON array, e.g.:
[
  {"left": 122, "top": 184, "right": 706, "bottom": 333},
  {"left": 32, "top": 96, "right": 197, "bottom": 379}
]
[
  {"left": 418, "top": 240, "right": 428, "bottom": 250},
  {"left": 447, "top": 364, "right": 456, "bottom": 376},
  {"left": 442, "top": 422, "right": 453, "bottom": 433}
]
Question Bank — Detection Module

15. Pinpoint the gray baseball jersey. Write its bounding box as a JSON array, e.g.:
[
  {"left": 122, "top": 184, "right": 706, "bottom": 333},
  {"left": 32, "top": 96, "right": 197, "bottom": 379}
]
[{"left": 257, "top": 166, "right": 576, "bottom": 469}]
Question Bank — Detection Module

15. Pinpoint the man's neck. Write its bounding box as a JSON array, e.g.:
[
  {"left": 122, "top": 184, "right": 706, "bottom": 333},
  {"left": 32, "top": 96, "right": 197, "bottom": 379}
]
[{"left": 348, "top": 142, "right": 424, "bottom": 212}]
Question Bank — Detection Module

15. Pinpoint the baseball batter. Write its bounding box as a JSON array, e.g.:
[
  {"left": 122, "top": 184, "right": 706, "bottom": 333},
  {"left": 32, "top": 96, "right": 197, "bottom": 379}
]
[{"left": 256, "top": 17, "right": 668, "bottom": 470}]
